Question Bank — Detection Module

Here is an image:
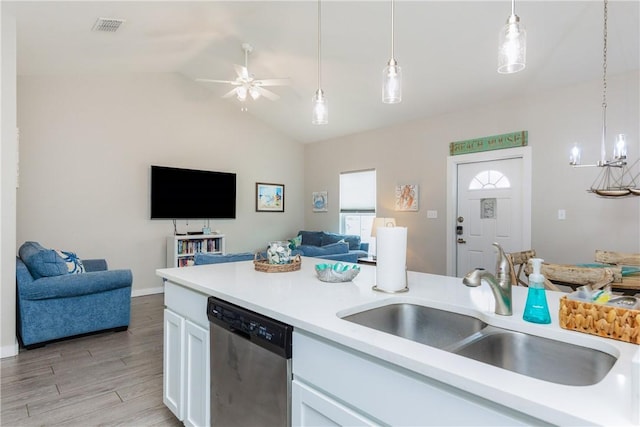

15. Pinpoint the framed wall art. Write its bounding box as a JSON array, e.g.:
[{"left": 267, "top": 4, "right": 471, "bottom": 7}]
[
  {"left": 395, "top": 184, "right": 419, "bottom": 211},
  {"left": 312, "top": 191, "right": 328, "bottom": 212},
  {"left": 256, "top": 182, "right": 285, "bottom": 212}
]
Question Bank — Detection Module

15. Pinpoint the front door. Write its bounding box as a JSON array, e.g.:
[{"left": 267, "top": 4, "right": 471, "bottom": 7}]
[{"left": 455, "top": 157, "right": 524, "bottom": 276}]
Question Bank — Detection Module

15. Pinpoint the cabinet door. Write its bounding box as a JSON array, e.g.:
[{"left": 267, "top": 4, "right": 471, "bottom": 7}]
[
  {"left": 292, "top": 380, "right": 377, "bottom": 427},
  {"left": 184, "top": 320, "right": 210, "bottom": 427},
  {"left": 164, "top": 309, "right": 185, "bottom": 420}
]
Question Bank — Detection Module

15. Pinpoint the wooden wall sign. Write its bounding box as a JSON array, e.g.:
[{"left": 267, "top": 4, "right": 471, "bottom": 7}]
[{"left": 449, "top": 131, "right": 528, "bottom": 156}]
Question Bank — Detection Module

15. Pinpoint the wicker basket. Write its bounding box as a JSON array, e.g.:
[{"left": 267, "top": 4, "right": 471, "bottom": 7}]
[
  {"left": 253, "top": 253, "right": 302, "bottom": 273},
  {"left": 559, "top": 296, "right": 640, "bottom": 344}
]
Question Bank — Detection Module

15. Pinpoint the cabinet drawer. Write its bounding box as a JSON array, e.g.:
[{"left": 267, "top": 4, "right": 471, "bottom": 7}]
[{"left": 164, "top": 281, "right": 209, "bottom": 328}]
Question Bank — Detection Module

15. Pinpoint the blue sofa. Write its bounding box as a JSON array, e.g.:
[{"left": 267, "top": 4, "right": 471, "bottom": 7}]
[
  {"left": 294, "top": 231, "right": 369, "bottom": 263},
  {"left": 16, "top": 242, "right": 133, "bottom": 349}
]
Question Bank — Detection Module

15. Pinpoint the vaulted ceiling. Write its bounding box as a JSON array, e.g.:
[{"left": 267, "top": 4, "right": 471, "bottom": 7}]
[{"left": 4, "top": 1, "right": 639, "bottom": 143}]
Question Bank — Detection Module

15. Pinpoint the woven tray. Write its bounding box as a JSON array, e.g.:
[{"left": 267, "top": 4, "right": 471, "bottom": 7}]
[
  {"left": 254, "top": 254, "right": 301, "bottom": 273},
  {"left": 559, "top": 296, "right": 640, "bottom": 344}
]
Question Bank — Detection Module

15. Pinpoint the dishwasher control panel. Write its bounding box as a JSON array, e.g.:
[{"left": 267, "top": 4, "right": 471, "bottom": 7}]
[{"left": 207, "top": 296, "right": 292, "bottom": 358}]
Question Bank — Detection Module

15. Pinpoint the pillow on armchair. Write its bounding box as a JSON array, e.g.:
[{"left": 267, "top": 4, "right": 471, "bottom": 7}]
[{"left": 19, "top": 241, "right": 68, "bottom": 279}]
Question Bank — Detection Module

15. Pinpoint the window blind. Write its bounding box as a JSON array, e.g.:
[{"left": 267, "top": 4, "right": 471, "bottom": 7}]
[{"left": 339, "top": 170, "right": 376, "bottom": 213}]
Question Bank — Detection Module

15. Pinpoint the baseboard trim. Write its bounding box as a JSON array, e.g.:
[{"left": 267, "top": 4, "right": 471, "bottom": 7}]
[
  {"left": 131, "top": 286, "right": 164, "bottom": 297},
  {"left": 1, "top": 340, "right": 19, "bottom": 359}
]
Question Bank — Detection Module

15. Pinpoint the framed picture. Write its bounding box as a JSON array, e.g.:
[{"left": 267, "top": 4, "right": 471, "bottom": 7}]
[
  {"left": 312, "top": 191, "right": 328, "bottom": 212},
  {"left": 395, "top": 184, "right": 419, "bottom": 211},
  {"left": 256, "top": 182, "right": 285, "bottom": 212}
]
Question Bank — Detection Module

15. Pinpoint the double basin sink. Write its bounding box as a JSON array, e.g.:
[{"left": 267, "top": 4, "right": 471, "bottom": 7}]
[{"left": 340, "top": 302, "right": 617, "bottom": 386}]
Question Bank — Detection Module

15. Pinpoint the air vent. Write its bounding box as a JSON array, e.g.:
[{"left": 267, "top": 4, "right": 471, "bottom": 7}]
[{"left": 92, "top": 18, "right": 126, "bottom": 32}]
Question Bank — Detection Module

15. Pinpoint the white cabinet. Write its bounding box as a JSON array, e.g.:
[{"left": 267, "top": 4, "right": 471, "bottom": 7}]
[
  {"left": 167, "top": 234, "right": 225, "bottom": 268},
  {"left": 292, "top": 331, "right": 543, "bottom": 426},
  {"left": 163, "top": 309, "right": 185, "bottom": 418},
  {"left": 183, "top": 321, "right": 209, "bottom": 427},
  {"left": 163, "top": 281, "right": 210, "bottom": 427},
  {"left": 292, "top": 380, "right": 377, "bottom": 427}
]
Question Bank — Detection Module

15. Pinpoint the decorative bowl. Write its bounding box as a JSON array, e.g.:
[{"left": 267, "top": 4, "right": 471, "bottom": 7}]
[{"left": 315, "top": 262, "right": 360, "bottom": 283}]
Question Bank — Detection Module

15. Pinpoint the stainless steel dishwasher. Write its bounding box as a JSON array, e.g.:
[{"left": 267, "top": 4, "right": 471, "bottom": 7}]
[{"left": 207, "top": 296, "right": 293, "bottom": 427}]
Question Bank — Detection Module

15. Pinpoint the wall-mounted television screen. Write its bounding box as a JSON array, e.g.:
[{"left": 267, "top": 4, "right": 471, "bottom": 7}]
[{"left": 150, "top": 165, "right": 236, "bottom": 219}]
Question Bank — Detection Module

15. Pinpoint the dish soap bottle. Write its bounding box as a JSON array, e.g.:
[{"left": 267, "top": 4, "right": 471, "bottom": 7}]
[{"left": 523, "top": 258, "right": 551, "bottom": 324}]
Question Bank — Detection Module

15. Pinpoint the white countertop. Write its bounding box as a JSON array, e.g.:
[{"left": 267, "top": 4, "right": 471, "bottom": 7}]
[{"left": 157, "top": 258, "right": 640, "bottom": 426}]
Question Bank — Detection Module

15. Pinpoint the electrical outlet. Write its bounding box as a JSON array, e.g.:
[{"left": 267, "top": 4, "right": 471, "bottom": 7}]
[{"left": 558, "top": 209, "right": 566, "bottom": 220}]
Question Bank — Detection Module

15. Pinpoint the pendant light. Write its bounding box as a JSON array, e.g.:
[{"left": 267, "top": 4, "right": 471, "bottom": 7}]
[
  {"left": 312, "top": 0, "right": 328, "bottom": 125},
  {"left": 568, "top": 0, "right": 638, "bottom": 197},
  {"left": 382, "top": 0, "right": 402, "bottom": 103},
  {"left": 497, "top": 0, "right": 526, "bottom": 74}
]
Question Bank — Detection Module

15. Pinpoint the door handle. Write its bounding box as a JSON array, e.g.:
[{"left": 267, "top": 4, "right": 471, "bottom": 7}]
[{"left": 457, "top": 238, "right": 467, "bottom": 244}]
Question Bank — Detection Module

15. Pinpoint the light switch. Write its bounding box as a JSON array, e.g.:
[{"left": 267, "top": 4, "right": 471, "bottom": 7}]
[
  {"left": 427, "top": 210, "right": 438, "bottom": 219},
  {"left": 558, "top": 209, "right": 566, "bottom": 220}
]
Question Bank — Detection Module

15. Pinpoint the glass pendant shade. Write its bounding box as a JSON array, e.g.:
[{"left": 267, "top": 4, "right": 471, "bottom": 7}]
[
  {"left": 497, "top": 14, "right": 526, "bottom": 74},
  {"left": 382, "top": 59, "right": 402, "bottom": 104},
  {"left": 312, "top": 89, "right": 328, "bottom": 125},
  {"left": 569, "top": 144, "right": 581, "bottom": 165},
  {"left": 613, "top": 134, "right": 627, "bottom": 159}
]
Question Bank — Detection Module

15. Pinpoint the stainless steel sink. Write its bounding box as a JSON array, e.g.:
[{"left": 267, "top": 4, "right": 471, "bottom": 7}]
[
  {"left": 340, "top": 302, "right": 617, "bottom": 386},
  {"left": 452, "top": 328, "right": 617, "bottom": 386},
  {"left": 341, "top": 303, "right": 487, "bottom": 350}
]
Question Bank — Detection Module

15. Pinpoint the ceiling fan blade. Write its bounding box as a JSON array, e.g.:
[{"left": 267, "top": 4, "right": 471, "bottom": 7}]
[
  {"left": 234, "top": 64, "right": 249, "bottom": 80},
  {"left": 222, "top": 88, "right": 238, "bottom": 98},
  {"left": 255, "top": 86, "right": 280, "bottom": 101},
  {"left": 196, "top": 78, "right": 239, "bottom": 85},
  {"left": 254, "top": 78, "right": 290, "bottom": 87}
]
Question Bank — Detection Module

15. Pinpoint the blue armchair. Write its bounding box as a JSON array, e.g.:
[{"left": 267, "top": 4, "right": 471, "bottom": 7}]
[{"left": 16, "top": 242, "right": 133, "bottom": 349}]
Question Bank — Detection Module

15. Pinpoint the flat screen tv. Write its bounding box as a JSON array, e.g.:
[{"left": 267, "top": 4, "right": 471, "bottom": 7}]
[{"left": 150, "top": 165, "right": 236, "bottom": 219}]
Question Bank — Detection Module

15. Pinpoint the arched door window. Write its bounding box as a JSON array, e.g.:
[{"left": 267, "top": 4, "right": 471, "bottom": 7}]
[{"left": 468, "top": 169, "right": 511, "bottom": 190}]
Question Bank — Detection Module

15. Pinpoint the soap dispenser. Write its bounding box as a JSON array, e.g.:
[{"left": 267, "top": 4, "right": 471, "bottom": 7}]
[{"left": 523, "top": 258, "right": 551, "bottom": 324}]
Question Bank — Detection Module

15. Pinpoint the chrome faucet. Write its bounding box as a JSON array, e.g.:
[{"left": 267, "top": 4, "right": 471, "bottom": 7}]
[{"left": 462, "top": 242, "right": 512, "bottom": 315}]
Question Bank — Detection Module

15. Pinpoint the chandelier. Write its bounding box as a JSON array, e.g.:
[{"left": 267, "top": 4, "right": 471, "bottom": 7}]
[{"left": 569, "top": 0, "right": 639, "bottom": 198}]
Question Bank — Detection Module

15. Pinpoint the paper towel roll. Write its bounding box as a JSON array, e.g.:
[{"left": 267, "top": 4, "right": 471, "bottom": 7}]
[{"left": 376, "top": 226, "right": 407, "bottom": 292}]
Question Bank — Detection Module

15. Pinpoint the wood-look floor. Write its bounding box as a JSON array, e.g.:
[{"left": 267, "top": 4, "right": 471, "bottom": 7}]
[{"left": 0, "top": 294, "right": 182, "bottom": 427}]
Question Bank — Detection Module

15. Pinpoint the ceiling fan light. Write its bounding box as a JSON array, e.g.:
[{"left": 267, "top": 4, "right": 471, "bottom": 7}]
[
  {"left": 497, "top": 14, "right": 526, "bottom": 74},
  {"left": 382, "top": 59, "right": 402, "bottom": 104},
  {"left": 312, "top": 89, "right": 328, "bottom": 125},
  {"left": 249, "top": 87, "right": 260, "bottom": 100},
  {"left": 236, "top": 86, "right": 248, "bottom": 101}
]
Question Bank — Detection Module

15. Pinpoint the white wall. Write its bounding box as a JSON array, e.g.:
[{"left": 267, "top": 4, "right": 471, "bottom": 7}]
[
  {"left": 304, "top": 71, "right": 640, "bottom": 274},
  {"left": 1, "top": 12, "right": 19, "bottom": 357},
  {"left": 17, "top": 73, "right": 304, "bottom": 294}
]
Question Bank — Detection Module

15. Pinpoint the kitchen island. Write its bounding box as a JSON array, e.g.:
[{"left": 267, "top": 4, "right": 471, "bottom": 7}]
[{"left": 157, "top": 258, "right": 639, "bottom": 426}]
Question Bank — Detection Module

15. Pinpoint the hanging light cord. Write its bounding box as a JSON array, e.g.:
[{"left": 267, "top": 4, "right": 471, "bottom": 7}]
[
  {"left": 317, "top": 0, "right": 322, "bottom": 90},
  {"left": 390, "top": 0, "right": 395, "bottom": 60},
  {"left": 600, "top": 0, "right": 608, "bottom": 163}
]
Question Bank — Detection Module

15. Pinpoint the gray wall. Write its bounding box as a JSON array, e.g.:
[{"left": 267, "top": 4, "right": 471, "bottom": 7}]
[
  {"left": 17, "top": 73, "right": 305, "bottom": 295},
  {"left": 304, "top": 71, "right": 640, "bottom": 274},
  {"left": 1, "top": 13, "right": 19, "bottom": 357}
]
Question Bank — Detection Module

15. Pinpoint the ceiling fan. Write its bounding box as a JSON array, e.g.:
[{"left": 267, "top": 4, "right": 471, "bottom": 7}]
[{"left": 196, "top": 43, "right": 290, "bottom": 103}]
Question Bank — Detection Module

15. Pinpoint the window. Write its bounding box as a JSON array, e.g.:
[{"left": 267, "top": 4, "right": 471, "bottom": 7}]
[
  {"left": 468, "top": 169, "right": 511, "bottom": 190},
  {"left": 339, "top": 170, "right": 376, "bottom": 245}
]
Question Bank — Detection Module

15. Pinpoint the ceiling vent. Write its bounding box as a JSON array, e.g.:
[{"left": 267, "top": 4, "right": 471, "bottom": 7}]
[{"left": 92, "top": 18, "right": 126, "bottom": 33}]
